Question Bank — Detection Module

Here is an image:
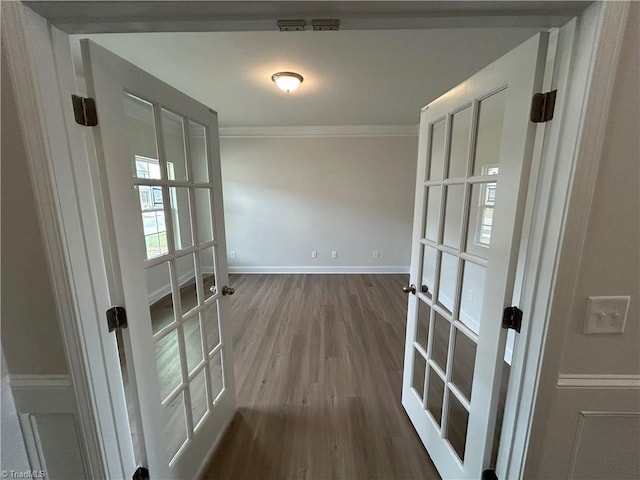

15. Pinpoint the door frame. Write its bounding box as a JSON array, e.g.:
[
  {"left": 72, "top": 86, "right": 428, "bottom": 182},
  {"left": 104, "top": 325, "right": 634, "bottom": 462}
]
[{"left": 1, "top": 1, "right": 629, "bottom": 478}]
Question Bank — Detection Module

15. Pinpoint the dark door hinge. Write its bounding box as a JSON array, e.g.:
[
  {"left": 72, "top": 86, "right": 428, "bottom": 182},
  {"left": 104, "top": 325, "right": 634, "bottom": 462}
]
[
  {"left": 502, "top": 306, "right": 523, "bottom": 333},
  {"left": 132, "top": 466, "right": 149, "bottom": 480},
  {"left": 71, "top": 94, "right": 98, "bottom": 126},
  {"left": 530, "top": 90, "right": 557, "bottom": 123},
  {"left": 106, "top": 306, "right": 128, "bottom": 332},
  {"left": 482, "top": 469, "right": 498, "bottom": 480}
]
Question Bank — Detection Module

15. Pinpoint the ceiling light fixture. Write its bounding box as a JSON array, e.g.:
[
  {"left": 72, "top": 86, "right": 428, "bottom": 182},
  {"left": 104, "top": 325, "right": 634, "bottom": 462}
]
[{"left": 271, "top": 71, "right": 304, "bottom": 93}]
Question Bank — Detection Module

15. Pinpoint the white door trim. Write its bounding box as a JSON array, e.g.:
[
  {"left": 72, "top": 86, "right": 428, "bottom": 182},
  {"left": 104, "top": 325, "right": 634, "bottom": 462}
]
[
  {"left": 5, "top": 2, "right": 629, "bottom": 478},
  {"left": 2, "top": 3, "right": 135, "bottom": 478},
  {"left": 516, "top": 2, "right": 631, "bottom": 478}
]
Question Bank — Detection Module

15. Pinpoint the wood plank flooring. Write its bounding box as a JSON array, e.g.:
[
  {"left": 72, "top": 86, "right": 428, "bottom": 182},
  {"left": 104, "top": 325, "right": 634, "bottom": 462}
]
[{"left": 201, "top": 274, "right": 440, "bottom": 480}]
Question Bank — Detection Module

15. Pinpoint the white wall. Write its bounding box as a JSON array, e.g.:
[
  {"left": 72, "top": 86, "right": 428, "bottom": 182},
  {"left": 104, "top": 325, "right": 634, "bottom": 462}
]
[
  {"left": 220, "top": 134, "right": 418, "bottom": 273},
  {"left": 526, "top": 4, "right": 640, "bottom": 478},
  {"left": 0, "top": 47, "right": 69, "bottom": 376},
  {"left": 1, "top": 34, "right": 87, "bottom": 480}
]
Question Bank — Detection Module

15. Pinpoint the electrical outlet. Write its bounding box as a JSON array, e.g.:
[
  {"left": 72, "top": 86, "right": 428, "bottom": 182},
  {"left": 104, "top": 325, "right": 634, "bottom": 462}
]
[
  {"left": 229, "top": 250, "right": 236, "bottom": 259},
  {"left": 311, "top": 250, "right": 317, "bottom": 259},
  {"left": 584, "top": 296, "right": 630, "bottom": 334},
  {"left": 331, "top": 251, "right": 338, "bottom": 258},
  {"left": 373, "top": 250, "right": 379, "bottom": 258}
]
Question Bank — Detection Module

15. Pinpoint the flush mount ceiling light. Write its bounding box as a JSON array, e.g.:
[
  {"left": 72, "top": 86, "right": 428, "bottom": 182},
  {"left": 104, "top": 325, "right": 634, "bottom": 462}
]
[{"left": 271, "top": 71, "right": 304, "bottom": 93}]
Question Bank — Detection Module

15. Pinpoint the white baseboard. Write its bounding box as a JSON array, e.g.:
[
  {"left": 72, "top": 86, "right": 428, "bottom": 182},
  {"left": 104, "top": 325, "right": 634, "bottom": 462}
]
[
  {"left": 219, "top": 124, "right": 418, "bottom": 138},
  {"left": 228, "top": 266, "right": 410, "bottom": 274}
]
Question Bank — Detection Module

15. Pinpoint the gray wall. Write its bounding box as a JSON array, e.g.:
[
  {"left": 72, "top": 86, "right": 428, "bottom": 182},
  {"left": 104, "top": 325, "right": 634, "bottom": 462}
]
[
  {"left": 220, "top": 135, "right": 418, "bottom": 271},
  {"left": 528, "top": 4, "right": 640, "bottom": 478},
  {"left": 560, "top": 5, "right": 639, "bottom": 374},
  {"left": 1, "top": 50, "right": 69, "bottom": 376}
]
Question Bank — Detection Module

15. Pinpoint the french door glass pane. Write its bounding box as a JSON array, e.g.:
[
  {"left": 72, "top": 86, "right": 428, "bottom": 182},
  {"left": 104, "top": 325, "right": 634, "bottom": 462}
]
[
  {"left": 447, "top": 106, "right": 472, "bottom": 179},
  {"left": 452, "top": 328, "right": 477, "bottom": 400},
  {"left": 421, "top": 245, "right": 437, "bottom": 298},
  {"left": 155, "top": 330, "right": 181, "bottom": 400},
  {"left": 459, "top": 261, "right": 486, "bottom": 335},
  {"left": 137, "top": 185, "right": 168, "bottom": 259},
  {"left": 412, "top": 350, "right": 427, "bottom": 400},
  {"left": 466, "top": 182, "right": 496, "bottom": 259},
  {"left": 443, "top": 184, "right": 465, "bottom": 249},
  {"left": 190, "top": 368, "right": 208, "bottom": 429},
  {"left": 424, "top": 186, "right": 442, "bottom": 242},
  {"left": 162, "top": 392, "right": 188, "bottom": 461},
  {"left": 210, "top": 350, "right": 224, "bottom": 402},
  {"left": 170, "top": 187, "right": 194, "bottom": 251},
  {"left": 175, "top": 254, "right": 198, "bottom": 316},
  {"left": 473, "top": 89, "right": 507, "bottom": 177},
  {"left": 198, "top": 246, "right": 217, "bottom": 303},
  {"left": 446, "top": 392, "right": 470, "bottom": 461},
  {"left": 184, "top": 314, "right": 204, "bottom": 374},
  {"left": 160, "top": 109, "right": 188, "bottom": 182},
  {"left": 203, "top": 301, "right": 220, "bottom": 354},
  {"left": 145, "top": 262, "right": 174, "bottom": 334},
  {"left": 428, "top": 119, "right": 446, "bottom": 181},
  {"left": 427, "top": 368, "right": 445, "bottom": 427},
  {"left": 431, "top": 312, "right": 451, "bottom": 371},
  {"left": 189, "top": 121, "right": 209, "bottom": 183},
  {"left": 195, "top": 188, "right": 214, "bottom": 243},
  {"left": 438, "top": 252, "right": 458, "bottom": 314},
  {"left": 124, "top": 94, "right": 159, "bottom": 178},
  {"left": 416, "top": 300, "right": 431, "bottom": 350}
]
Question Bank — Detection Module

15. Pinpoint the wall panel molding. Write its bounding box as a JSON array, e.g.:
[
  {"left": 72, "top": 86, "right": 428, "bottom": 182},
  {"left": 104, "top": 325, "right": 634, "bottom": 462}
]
[
  {"left": 9, "top": 374, "right": 75, "bottom": 414},
  {"left": 557, "top": 374, "right": 640, "bottom": 389},
  {"left": 568, "top": 411, "right": 640, "bottom": 479},
  {"left": 8, "top": 373, "right": 88, "bottom": 478}
]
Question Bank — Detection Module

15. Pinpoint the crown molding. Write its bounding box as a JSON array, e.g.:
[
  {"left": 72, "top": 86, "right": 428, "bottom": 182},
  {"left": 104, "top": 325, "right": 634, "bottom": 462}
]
[{"left": 219, "top": 124, "right": 419, "bottom": 139}]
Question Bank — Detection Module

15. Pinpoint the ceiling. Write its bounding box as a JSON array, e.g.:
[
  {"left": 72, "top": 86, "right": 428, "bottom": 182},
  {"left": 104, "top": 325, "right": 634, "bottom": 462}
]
[
  {"left": 47, "top": 1, "right": 589, "bottom": 128},
  {"left": 72, "top": 27, "right": 544, "bottom": 127}
]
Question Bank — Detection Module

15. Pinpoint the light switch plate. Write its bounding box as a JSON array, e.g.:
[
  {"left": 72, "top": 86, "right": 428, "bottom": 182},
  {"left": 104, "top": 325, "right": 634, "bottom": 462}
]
[{"left": 584, "top": 295, "right": 630, "bottom": 334}]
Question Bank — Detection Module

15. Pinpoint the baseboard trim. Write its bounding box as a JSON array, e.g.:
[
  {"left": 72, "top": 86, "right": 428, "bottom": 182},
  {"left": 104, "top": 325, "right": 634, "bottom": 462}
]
[
  {"left": 557, "top": 374, "right": 640, "bottom": 389},
  {"left": 228, "top": 266, "right": 410, "bottom": 274},
  {"left": 219, "top": 124, "right": 418, "bottom": 138}
]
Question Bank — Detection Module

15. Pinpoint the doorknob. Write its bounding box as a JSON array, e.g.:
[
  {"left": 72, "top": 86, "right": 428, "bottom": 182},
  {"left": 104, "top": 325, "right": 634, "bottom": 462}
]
[
  {"left": 221, "top": 285, "right": 236, "bottom": 296},
  {"left": 402, "top": 284, "right": 416, "bottom": 295}
]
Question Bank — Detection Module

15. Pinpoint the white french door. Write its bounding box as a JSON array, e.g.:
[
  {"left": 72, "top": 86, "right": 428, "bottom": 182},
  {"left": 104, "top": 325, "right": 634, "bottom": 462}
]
[
  {"left": 401, "top": 33, "right": 549, "bottom": 479},
  {"left": 81, "top": 40, "right": 236, "bottom": 479}
]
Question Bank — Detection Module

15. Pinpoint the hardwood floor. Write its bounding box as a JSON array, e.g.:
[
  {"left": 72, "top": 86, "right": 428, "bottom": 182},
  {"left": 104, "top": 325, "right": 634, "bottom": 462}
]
[{"left": 201, "top": 274, "right": 440, "bottom": 480}]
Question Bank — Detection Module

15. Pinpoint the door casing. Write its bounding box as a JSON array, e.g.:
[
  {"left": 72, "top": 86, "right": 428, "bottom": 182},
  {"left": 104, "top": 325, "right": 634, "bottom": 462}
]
[{"left": 1, "top": 1, "right": 630, "bottom": 478}]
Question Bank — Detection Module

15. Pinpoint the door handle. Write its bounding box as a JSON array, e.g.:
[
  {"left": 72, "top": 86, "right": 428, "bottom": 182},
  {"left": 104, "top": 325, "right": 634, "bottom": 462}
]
[
  {"left": 221, "top": 285, "right": 236, "bottom": 296},
  {"left": 402, "top": 284, "right": 416, "bottom": 295}
]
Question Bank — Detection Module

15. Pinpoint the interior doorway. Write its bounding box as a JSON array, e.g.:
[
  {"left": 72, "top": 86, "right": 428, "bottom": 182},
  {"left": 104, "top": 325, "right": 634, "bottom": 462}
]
[
  {"left": 72, "top": 25, "right": 549, "bottom": 478},
  {"left": 8, "top": 1, "right": 600, "bottom": 478}
]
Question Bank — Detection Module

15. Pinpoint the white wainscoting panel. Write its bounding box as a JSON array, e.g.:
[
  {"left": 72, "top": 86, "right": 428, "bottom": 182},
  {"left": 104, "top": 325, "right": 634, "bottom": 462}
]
[
  {"left": 9, "top": 375, "right": 88, "bottom": 480},
  {"left": 569, "top": 411, "right": 640, "bottom": 479},
  {"left": 531, "top": 374, "right": 640, "bottom": 479}
]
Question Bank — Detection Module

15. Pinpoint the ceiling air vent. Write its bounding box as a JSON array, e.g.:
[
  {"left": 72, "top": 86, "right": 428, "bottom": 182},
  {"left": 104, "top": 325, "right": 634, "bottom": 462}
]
[
  {"left": 277, "top": 19, "right": 306, "bottom": 31},
  {"left": 311, "top": 19, "right": 340, "bottom": 31}
]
